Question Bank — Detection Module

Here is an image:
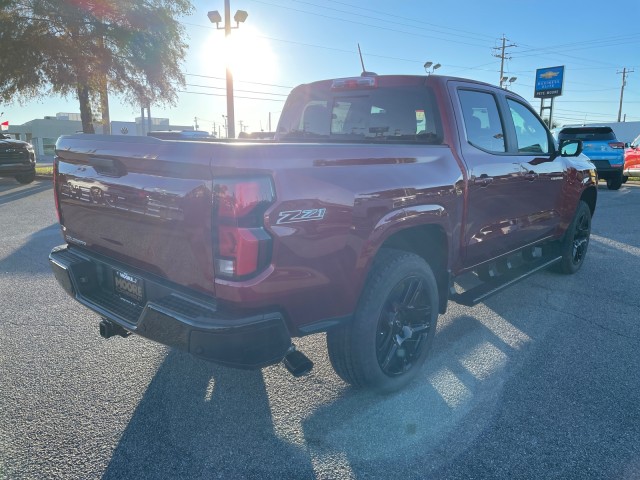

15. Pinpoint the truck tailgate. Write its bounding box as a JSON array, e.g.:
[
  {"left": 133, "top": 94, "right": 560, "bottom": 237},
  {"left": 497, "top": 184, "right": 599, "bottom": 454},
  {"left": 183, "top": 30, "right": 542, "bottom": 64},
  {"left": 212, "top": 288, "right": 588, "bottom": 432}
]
[{"left": 55, "top": 135, "right": 215, "bottom": 295}]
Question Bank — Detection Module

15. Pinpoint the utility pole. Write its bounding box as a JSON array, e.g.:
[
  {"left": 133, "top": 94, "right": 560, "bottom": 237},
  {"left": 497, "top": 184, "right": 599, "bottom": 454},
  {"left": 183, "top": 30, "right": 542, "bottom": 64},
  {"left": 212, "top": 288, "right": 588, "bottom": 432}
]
[
  {"left": 617, "top": 67, "right": 634, "bottom": 122},
  {"left": 493, "top": 35, "right": 516, "bottom": 88}
]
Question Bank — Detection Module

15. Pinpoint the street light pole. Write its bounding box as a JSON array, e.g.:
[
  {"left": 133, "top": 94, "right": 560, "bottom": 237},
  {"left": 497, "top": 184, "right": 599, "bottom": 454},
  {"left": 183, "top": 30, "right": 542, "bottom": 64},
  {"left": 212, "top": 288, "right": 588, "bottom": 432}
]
[
  {"left": 223, "top": 0, "right": 235, "bottom": 138},
  {"left": 209, "top": 2, "right": 248, "bottom": 139}
]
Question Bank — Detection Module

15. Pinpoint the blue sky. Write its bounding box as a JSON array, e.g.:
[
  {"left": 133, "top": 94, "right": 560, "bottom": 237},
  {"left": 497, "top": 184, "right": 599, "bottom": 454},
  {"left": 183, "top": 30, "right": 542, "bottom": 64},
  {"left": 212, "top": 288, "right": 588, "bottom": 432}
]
[{"left": 3, "top": 0, "right": 640, "bottom": 134}]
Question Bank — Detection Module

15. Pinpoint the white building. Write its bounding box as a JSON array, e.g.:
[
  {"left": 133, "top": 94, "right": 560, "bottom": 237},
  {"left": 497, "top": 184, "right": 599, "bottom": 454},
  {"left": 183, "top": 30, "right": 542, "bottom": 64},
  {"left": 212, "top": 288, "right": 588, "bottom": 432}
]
[{"left": 5, "top": 113, "right": 195, "bottom": 159}]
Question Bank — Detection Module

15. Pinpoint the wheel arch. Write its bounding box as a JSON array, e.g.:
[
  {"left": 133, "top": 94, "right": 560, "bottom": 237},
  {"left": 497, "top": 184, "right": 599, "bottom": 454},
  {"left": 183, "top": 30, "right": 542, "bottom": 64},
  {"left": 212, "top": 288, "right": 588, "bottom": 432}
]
[
  {"left": 580, "top": 186, "right": 597, "bottom": 217},
  {"left": 380, "top": 224, "right": 450, "bottom": 314}
]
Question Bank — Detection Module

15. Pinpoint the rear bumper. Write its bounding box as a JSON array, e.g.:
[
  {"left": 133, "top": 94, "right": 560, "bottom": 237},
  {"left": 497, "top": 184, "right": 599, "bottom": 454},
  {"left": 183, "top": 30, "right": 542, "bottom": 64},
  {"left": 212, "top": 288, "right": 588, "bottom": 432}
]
[
  {"left": 0, "top": 163, "right": 35, "bottom": 176},
  {"left": 0, "top": 151, "right": 36, "bottom": 176},
  {"left": 589, "top": 159, "right": 624, "bottom": 178},
  {"left": 49, "top": 245, "right": 292, "bottom": 369},
  {"left": 624, "top": 166, "right": 640, "bottom": 177}
]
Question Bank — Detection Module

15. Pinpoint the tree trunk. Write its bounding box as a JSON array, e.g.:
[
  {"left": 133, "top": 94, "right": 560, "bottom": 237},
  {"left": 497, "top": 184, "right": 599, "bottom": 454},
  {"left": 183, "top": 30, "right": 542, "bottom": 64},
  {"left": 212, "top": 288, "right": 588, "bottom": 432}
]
[
  {"left": 76, "top": 83, "right": 95, "bottom": 134},
  {"left": 100, "top": 80, "right": 111, "bottom": 135}
]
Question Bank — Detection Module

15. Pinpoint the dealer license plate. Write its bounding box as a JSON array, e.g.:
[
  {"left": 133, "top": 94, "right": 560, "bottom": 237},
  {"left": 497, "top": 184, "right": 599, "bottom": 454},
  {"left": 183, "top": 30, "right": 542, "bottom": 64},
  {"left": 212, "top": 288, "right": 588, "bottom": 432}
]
[{"left": 114, "top": 270, "right": 145, "bottom": 303}]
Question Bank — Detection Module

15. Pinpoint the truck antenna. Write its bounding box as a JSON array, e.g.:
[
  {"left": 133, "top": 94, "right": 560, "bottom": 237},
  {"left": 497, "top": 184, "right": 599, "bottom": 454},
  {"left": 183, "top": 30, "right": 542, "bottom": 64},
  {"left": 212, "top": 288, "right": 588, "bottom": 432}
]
[
  {"left": 357, "top": 44, "right": 377, "bottom": 77},
  {"left": 358, "top": 43, "right": 366, "bottom": 74}
]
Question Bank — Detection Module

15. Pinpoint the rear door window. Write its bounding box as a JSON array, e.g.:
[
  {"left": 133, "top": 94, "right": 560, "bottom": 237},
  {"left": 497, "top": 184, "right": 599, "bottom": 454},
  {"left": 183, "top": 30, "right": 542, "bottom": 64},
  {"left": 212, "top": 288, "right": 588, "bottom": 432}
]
[
  {"left": 507, "top": 99, "right": 550, "bottom": 154},
  {"left": 458, "top": 89, "right": 506, "bottom": 153}
]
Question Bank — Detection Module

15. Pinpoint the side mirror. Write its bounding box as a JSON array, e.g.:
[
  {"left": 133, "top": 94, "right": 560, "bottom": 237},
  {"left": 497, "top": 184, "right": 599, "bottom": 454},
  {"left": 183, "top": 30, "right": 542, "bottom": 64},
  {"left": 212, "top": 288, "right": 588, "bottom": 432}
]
[
  {"left": 625, "top": 142, "right": 630, "bottom": 148},
  {"left": 559, "top": 139, "right": 582, "bottom": 157}
]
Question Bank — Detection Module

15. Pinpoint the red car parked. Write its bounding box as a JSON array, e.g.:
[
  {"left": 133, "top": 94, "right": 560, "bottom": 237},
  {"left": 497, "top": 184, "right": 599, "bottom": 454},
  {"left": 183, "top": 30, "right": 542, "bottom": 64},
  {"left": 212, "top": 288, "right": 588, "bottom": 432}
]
[{"left": 624, "top": 133, "right": 640, "bottom": 180}]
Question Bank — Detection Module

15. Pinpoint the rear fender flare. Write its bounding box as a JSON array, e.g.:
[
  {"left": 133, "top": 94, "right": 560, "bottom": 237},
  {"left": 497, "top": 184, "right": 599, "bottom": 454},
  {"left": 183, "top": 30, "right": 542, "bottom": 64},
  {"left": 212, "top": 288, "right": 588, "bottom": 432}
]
[{"left": 357, "top": 203, "right": 450, "bottom": 271}]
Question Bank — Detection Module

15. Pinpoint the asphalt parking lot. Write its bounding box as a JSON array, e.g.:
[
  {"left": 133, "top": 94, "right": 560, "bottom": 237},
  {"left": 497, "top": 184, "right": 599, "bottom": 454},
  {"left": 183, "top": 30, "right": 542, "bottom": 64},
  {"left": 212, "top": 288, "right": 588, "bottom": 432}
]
[{"left": 1, "top": 178, "right": 639, "bottom": 479}]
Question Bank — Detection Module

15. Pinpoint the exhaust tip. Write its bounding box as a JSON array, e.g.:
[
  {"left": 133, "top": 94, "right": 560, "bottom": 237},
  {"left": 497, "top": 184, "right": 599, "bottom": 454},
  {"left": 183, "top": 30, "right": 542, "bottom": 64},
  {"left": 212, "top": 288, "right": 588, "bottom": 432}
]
[
  {"left": 282, "top": 347, "right": 313, "bottom": 377},
  {"left": 99, "top": 319, "right": 130, "bottom": 339}
]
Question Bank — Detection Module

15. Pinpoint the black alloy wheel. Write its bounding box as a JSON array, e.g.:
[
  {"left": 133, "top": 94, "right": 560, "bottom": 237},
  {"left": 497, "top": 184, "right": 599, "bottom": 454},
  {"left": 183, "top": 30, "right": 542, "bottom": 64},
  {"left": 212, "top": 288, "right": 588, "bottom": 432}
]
[
  {"left": 570, "top": 207, "right": 590, "bottom": 267},
  {"left": 556, "top": 200, "right": 591, "bottom": 274},
  {"left": 326, "top": 248, "right": 439, "bottom": 392},
  {"left": 375, "top": 276, "right": 432, "bottom": 376}
]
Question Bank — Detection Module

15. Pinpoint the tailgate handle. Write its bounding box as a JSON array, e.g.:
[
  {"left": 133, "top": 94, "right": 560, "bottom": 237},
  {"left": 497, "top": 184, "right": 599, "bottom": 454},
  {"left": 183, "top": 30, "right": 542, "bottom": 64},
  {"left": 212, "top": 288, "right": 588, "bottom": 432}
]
[{"left": 89, "top": 157, "right": 125, "bottom": 177}]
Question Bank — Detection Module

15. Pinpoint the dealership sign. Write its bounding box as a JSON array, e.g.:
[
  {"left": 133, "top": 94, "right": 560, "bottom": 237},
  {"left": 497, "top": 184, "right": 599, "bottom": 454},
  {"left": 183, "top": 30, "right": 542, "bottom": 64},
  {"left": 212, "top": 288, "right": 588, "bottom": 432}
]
[{"left": 534, "top": 66, "right": 565, "bottom": 98}]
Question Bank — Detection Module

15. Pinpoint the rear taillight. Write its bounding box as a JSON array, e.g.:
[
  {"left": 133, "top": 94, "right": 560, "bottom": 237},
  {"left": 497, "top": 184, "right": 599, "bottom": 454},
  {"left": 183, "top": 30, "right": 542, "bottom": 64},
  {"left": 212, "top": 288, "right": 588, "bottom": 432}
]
[
  {"left": 212, "top": 177, "right": 274, "bottom": 279},
  {"left": 609, "top": 142, "right": 625, "bottom": 149},
  {"left": 52, "top": 158, "right": 62, "bottom": 223}
]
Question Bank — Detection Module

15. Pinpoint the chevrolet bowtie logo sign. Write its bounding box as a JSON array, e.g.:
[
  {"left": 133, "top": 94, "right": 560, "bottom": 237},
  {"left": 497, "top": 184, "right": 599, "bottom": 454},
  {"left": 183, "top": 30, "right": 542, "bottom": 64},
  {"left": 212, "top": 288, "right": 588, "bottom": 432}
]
[{"left": 535, "top": 66, "right": 565, "bottom": 98}]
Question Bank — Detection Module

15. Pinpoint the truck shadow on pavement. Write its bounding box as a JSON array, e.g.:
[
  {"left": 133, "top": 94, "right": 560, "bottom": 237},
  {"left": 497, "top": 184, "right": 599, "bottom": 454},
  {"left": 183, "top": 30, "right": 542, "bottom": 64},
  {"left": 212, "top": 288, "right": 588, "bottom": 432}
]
[
  {"left": 102, "top": 351, "right": 317, "bottom": 479},
  {"left": 0, "top": 178, "right": 51, "bottom": 205},
  {"left": 101, "top": 304, "right": 541, "bottom": 478},
  {"left": 0, "top": 223, "right": 61, "bottom": 274},
  {"left": 102, "top": 221, "right": 640, "bottom": 479}
]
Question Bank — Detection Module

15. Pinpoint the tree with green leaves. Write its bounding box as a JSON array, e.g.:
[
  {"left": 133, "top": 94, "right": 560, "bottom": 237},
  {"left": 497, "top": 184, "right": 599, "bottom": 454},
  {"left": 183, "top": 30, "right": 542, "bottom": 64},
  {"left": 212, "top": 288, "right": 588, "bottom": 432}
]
[{"left": 0, "top": 0, "right": 193, "bottom": 133}]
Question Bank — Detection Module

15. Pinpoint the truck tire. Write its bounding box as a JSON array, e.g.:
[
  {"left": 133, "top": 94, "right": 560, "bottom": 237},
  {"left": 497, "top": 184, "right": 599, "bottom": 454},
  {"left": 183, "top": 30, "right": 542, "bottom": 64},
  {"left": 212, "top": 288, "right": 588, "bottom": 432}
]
[
  {"left": 15, "top": 171, "right": 36, "bottom": 184},
  {"left": 327, "top": 248, "right": 439, "bottom": 393},
  {"left": 606, "top": 175, "right": 623, "bottom": 190},
  {"left": 555, "top": 201, "right": 591, "bottom": 274}
]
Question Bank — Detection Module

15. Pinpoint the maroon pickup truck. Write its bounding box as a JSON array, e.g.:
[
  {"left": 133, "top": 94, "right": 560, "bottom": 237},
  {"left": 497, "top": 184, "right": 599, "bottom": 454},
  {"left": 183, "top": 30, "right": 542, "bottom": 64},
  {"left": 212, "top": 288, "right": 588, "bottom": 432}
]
[{"left": 50, "top": 74, "right": 597, "bottom": 392}]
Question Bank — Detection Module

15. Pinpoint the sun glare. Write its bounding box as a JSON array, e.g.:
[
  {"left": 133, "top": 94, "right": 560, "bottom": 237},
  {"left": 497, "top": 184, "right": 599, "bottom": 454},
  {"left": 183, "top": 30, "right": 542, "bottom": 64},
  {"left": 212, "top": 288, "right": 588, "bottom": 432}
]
[{"left": 202, "top": 26, "right": 278, "bottom": 82}]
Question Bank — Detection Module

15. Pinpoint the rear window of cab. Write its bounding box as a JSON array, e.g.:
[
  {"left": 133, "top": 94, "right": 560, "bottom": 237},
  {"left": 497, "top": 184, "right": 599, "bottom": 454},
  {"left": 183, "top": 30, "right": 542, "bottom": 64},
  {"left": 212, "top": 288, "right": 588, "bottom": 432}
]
[{"left": 277, "top": 81, "right": 443, "bottom": 145}]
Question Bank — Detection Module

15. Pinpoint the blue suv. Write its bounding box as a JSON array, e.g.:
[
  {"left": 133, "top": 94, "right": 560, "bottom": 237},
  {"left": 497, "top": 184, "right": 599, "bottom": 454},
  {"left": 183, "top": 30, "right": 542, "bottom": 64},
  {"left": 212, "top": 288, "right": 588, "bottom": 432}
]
[{"left": 558, "top": 126, "right": 625, "bottom": 190}]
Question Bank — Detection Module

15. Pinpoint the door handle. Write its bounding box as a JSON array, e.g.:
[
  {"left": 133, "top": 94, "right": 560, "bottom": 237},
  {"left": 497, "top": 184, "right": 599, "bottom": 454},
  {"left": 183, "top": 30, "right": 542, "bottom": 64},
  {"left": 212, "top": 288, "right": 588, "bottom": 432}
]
[{"left": 473, "top": 174, "right": 494, "bottom": 187}]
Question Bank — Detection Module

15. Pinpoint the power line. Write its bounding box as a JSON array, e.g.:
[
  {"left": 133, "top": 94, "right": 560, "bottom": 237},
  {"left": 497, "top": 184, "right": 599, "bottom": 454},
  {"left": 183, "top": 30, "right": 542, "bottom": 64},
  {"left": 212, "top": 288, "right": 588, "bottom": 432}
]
[
  {"left": 247, "top": 0, "right": 495, "bottom": 50},
  {"left": 185, "top": 73, "right": 293, "bottom": 89},
  {"left": 178, "top": 90, "right": 286, "bottom": 102},
  {"left": 288, "top": 0, "right": 496, "bottom": 44},
  {"left": 185, "top": 83, "right": 289, "bottom": 97},
  {"left": 320, "top": 0, "right": 497, "bottom": 40}
]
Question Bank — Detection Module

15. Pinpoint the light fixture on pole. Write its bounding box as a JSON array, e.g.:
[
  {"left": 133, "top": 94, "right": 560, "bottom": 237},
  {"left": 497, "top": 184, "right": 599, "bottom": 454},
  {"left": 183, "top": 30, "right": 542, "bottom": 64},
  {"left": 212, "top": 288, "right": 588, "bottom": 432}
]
[
  {"left": 424, "top": 61, "right": 441, "bottom": 75},
  {"left": 208, "top": 1, "right": 248, "bottom": 139},
  {"left": 502, "top": 76, "right": 517, "bottom": 90}
]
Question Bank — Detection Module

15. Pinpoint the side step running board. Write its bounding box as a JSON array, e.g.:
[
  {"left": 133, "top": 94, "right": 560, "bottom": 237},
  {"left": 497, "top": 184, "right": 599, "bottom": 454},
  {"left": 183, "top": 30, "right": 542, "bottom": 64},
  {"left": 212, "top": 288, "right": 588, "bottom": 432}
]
[{"left": 451, "top": 256, "right": 562, "bottom": 307}]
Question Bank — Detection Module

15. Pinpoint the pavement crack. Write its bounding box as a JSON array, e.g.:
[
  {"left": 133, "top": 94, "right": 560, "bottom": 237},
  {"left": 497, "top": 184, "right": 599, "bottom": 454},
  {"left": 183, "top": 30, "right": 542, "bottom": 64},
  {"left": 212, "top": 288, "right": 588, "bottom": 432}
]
[{"left": 537, "top": 305, "right": 640, "bottom": 344}]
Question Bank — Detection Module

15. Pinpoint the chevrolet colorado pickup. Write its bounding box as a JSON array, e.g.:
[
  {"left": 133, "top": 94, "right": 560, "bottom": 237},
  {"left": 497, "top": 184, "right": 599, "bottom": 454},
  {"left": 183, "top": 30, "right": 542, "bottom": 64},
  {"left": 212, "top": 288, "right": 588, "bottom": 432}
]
[{"left": 49, "top": 74, "right": 597, "bottom": 392}]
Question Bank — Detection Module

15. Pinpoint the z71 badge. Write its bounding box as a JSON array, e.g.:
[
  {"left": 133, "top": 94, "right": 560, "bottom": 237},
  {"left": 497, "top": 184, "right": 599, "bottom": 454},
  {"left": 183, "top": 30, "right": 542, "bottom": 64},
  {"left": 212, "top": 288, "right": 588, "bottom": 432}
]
[{"left": 276, "top": 208, "right": 326, "bottom": 225}]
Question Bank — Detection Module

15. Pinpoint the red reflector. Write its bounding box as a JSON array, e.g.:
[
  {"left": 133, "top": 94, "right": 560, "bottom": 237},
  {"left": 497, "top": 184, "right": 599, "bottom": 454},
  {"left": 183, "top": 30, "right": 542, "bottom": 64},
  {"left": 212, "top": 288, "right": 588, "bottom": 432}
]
[{"left": 609, "top": 142, "right": 625, "bottom": 149}]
